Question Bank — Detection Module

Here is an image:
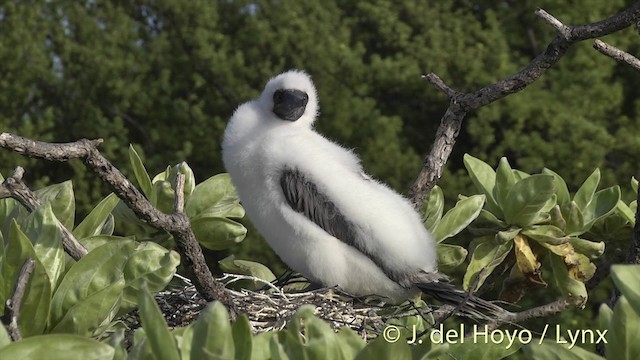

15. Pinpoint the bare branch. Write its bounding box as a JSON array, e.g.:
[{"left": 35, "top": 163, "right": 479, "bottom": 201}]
[
  {"left": 0, "top": 167, "right": 88, "bottom": 260},
  {"left": 593, "top": 39, "right": 640, "bottom": 71},
  {"left": 480, "top": 299, "right": 570, "bottom": 333},
  {"left": 174, "top": 173, "right": 186, "bottom": 214},
  {"left": 0, "top": 133, "right": 237, "bottom": 317},
  {"left": 1, "top": 258, "right": 36, "bottom": 341},
  {"left": 409, "top": 2, "right": 640, "bottom": 207}
]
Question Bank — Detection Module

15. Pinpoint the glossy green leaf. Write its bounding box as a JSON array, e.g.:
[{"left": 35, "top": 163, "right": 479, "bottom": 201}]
[
  {"left": 0, "top": 323, "right": 10, "bottom": 349},
  {"left": 447, "top": 334, "right": 521, "bottom": 359},
  {"left": 128, "top": 144, "right": 153, "bottom": 197},
  {"left": 232, "top": 315, "right": 253, "bottom": 360},
  {"left": 569, "top": 237, "right": 604, "bottom": 259},
  {"left": 0, "top": 334, "right": 115, "bottom": 360},
  {"left": 463, "top": 154, "right": 502, "bottom": 217},
  {"left": 503, "top": 174, "right": 555, "bottom": 227},
  {"left": 598, "top": 303, "right": 613, "bottom": 330},
  {"left": 548, "top": 254, "right": 587, "bottom": 307},
  {"left": 437, "top": 244, "right": 468, "bottom": 273},
  {"left": 50, "top": 279, "right": 124, "bottom": 335},
  {"left": 561, "top": 202, "right": 585, "bottom": 235},
  {"left": 192, "top": 196, "right": 245, "bottom": 221},
  {"left": 583, "top": 186, "right": 620, "bottom": 229},
  {"left": 354, "top": 335, "right": 412, "bottom": 360},
  {"left": 35, "top": 181, "right": 75, "bottom": 230},
  {"left": 185, "top": 173, "right": 241, "bottom": 218},
  {"left": 523, "top": 340, "right": 604, "bottom": 360},
  {"left": 549, "top": 205, "right": 567, "bottom": 230},
  {"left": 5, "top": 221, "right": 52, "bottom": 337},
  {"left": 432, "top": 195, "right": 485, "bottom": 242},
  {"left": 463, "top": 235, "right": 514, "bottom": 291},
  {"left": 494, "top": 157, "right": 517, "bottom": 206},
  {"left": 191, "top": 302, "right": 234, "bottom": 360},
  {"left": 521, "top": 225, "right": 570, "bottom": 246},
  {"left": 73, "top": 193, "right": 119, "bottom": 239},
  {"left": 574, "top": 168, "right": 600, "bottom": 211},
  {"left": 152, "top": 180, "right": 176, "bottom": 214},
  {"left": 20, "top": 203, "right": 65, "bottom": 290},
  {"left": 49, "top": 241, "right": 134, "bottom": 328},
  {"left": 138, "top": 285, "right": 180, "bottom": 360},
  {"left": 119, "top": 241, "right": 180, "bottom": 314},
  {"left": 336, "top": 328, "right": 366, "bottom": 359},
  {"left": 632, "top": 177, "right": 638, "bottom": 194},
  {"left": 616, "top": 200, "right": 635, "bottom": 224},
  {"left": 611, "top": 265, "right": 640, "bottom": 316},
  {"left": 192, "top": 216, "right": 247, "bottom": 250},
  {"left": 219, "top": 255, "right": 276, "bottom": 290},
  {"left": 607, "top": 296, "right": 640, "bottom": 360},
  {"left": 478, "top": 209, "right": 507, "bottom": 227},
  {"left": 542, "top": 168, "right": 571, "bottom": 205},
  {"left": 422, "top": 185, "right": 444, "bottom": 232}
]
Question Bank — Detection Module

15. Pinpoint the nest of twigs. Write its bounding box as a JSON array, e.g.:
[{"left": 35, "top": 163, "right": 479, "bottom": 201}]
[{"left": 118, "top": 273, "right": 457, "bottom": 341}]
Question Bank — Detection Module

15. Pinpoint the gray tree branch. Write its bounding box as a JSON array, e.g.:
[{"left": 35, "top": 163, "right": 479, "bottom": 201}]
[
  {"left": 0, "top": 167, "right": 88, "bottom": 260},
  {"left": 0, "top": 133, "right": 238, "bottom": 318},
  {"left": 1, "top": 258, "right": 36, "bottom": 341},
  {"left": 409, "top": 2, "right": 640, "bottom": 207}
]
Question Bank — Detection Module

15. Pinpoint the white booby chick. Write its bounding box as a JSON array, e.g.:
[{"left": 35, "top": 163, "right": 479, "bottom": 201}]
[{"left": 222, "top": 70, "right": 506, "bottom": 316}]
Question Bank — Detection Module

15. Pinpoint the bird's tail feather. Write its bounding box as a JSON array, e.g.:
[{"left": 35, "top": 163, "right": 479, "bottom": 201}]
[{"left": 416, "top": 281, "right": 511, "bottom": 320}]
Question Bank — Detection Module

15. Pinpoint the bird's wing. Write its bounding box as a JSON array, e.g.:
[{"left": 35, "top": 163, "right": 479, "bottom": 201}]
[{"left": 280, "top": 168, "right": 357, "bottom": 245}]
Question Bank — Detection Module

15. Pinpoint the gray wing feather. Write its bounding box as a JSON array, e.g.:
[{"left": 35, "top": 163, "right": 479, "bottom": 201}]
[{"left": 280, "top": 168, "right": 356, "bottom": 245}]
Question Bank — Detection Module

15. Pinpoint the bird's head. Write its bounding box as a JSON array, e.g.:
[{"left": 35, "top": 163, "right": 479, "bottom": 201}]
[{"left": 259, "top": 70, "right": 319, "bottom": 127}]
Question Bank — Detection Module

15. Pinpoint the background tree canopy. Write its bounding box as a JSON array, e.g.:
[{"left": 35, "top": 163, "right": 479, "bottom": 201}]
[{"left": 1, "top": 0, "right": 638, "bottom": 214}]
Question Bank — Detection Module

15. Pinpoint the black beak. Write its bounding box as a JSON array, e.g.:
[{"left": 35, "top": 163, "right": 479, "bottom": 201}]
[{"left": 273, "top": 89, "right": 308, "bottom": 121}]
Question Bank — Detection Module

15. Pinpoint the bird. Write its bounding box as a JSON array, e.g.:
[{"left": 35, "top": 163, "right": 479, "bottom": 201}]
[{"left": 222, "top": 70, "right": 507, "bottom": 318}]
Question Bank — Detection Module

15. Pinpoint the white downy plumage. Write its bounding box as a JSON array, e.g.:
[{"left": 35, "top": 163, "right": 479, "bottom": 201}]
[{"left": 222, "top": 70, "right": 507, "bottom": 316}]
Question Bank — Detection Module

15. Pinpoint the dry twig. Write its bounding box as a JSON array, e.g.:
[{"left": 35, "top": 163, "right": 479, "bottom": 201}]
[
  {"left": 409, "top": 2, "right": 640, "bottom": 207},
  {"left": 0, "top": 133, "right": 237, "bottom": 317},
  {"left": 1, "top": 258, "right": 36, "bottom": 341}
]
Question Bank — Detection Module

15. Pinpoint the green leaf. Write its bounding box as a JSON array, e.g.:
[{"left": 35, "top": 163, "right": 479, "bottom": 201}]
[
  {"left": 73, "top": 193, "right": 119, "bottom": 239},
  {"left": 616, "top": 200, "right": 635, "bottom": 224},
  {"left": 436, "top": 244, "right": 468, "bottom": 273},
  {"left": 463, "top": 235, "right": 514, "bottom": 291},
  {"left": 128, "top": 144, "right": 153, "bottom": 197},
  {"left": 336, "top": 328, "right": 366, "bottom": 360},
  {"left": 5, "top": 221, "right": 52, "bottom": 337},
  {"left": 607, "top": 296, "right": 640, "bottom": 360},
  {"left": 542, "top": 168, "right": 571, "bottom": 205},
  {"left": 232, "top": 315, "right": 253, "bottom": 360},
  {"left": 611, "top": 265, "right": 640, "bottom": 316},
  {"left": 548, "top": 254, "right": 587, "bottom": 307},
  {"left": 253, "top": 332, "right": 277, "bottom": 360},
  {"left": 598, "top": 303, "right": 613, "bottom": 330},
  {"left": 118, "top": 241, "right": 180, "bottom": 315},
  {"left": 35, "top": 181, "right": 75, "bottom": 230},
  {"left": 422, "top": 185, "right": 444, "bottom": 232},
  {"left": 0, "top": 334, "right": 115, "bottom": 360},
  {"left": 521, "top": 225, "right": 570, "bottom": 246},
  {"left": 305, "top": 315, "right": 342, "bottom": 360},
  {"left": 20, "top": 202, "right": 65, "bottom": 290},
  {"left": 503, "top": 174, "right": 555, "bottom": 227},
  {"left": 478, "top": 209, "right": 507, "bottom": 227},
  {"left": 493, "top": 157, "right": 517, "bottom": 206},
  {"left": 562, "top": 202, "right": 585, "bottom": 235},
  {"left": 167, "top": 162, "right": 196, "bottom": 200},
  {"left": 0, "top": 323, "right": 10, "bottom": 349},
  {"left": 49, "top": 241, "right": 134, "bottom": 328},
  {"left": 138, "top": 285, "right": 180, "bottom": 360},
  {"left": 192, "top": 216, "right": 247, "bottom": 250},
  {"left": 632, "top": 177, "right": 638, "bottom": 194},
  {"left": 574, "top": 168, "right": 600, "bottom": 211},
  {"left": 152, "top": 180, "right": 176, "bottom": 213},
  {"left": 447, "top": 334, "right": 521, "bottom": 359},
  {"left": 523, "top": 340, "right": 604, "bottom": 360},
  {"left": 463, "top": 154, "right": 502, "bottom": 217},
  {"left": 432, "top": 195, "right": 485, "bottom": 242},
  {"left": 185, "top": 173, "right": 243, "bottom": 219},
  {"left": 583, "top": 186, "right": 620, "bottom": 229},
  {"left": 354, "top": 335, "right": 412, "bottom": 360},
  {"left": 569, "top": 237, "right": 604, "bottom": 260},
  {"left": 190, "top": 302, "right": 234, "bottom": 360},
  {"left": 219, "top": 255, "right": 276, "bottom": 290},
  {"left": 50, "top": 279, "right": 124, "bottom": 335}
]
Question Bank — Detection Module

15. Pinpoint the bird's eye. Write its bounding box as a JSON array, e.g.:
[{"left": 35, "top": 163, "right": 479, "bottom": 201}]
[{"left": 273, "top": 90, "right": 284, "bottom": 104}]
